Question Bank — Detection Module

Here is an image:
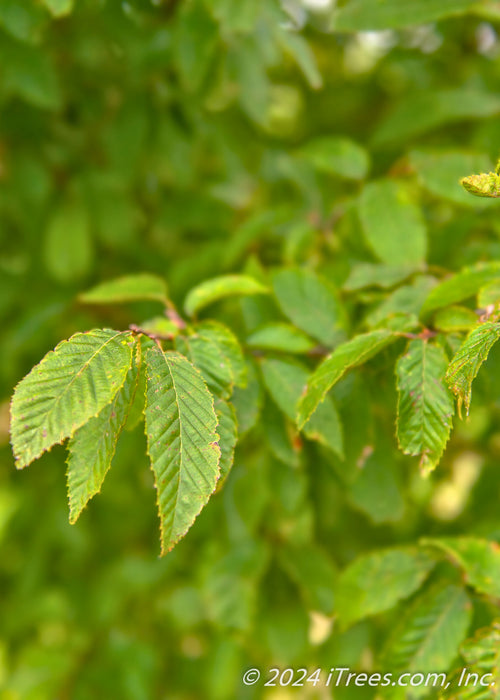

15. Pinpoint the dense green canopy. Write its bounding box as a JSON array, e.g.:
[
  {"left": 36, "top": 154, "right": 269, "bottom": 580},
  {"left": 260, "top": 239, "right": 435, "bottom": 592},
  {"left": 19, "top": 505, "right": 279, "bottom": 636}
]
[{"left": 3, "top": 1, "right": 500, "bottom": 698}]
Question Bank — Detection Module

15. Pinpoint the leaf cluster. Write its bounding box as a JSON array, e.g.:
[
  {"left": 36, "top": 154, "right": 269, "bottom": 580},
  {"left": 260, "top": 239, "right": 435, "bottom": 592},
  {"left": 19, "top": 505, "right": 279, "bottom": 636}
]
[{"left": 5, "top": 0, "right": 500, "bottom": 697}]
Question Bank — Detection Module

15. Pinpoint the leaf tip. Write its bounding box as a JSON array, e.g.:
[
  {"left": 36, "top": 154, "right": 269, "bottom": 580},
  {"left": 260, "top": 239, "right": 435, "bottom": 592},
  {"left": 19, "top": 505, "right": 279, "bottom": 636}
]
[{"left": 460, "top": 171, "right": 500, "bottom": 198}]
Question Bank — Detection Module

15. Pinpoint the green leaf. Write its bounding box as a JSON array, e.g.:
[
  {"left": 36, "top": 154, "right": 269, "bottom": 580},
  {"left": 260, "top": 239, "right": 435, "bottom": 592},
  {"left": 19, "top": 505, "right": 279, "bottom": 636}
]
[
  {"left": 205, "top": 0, "right": 262, "bottom": 33},
  {"left": 184, "top": 275, "right": 269, "bottom": 317},
  {"left": 259, "top": 357, "right": 307, "bottom": 422},
  {"left": 358, "top": 180, "right": 427, "bottom": 266},
  {"left": 434, "top": 306, "right": 479, "bottom": 333},
  {"left": 445, "top": 322, "right": 500, "bottom": 416},
  {"left": 79, "top": 274, "right": 169, "bottom": 306},
  {"left": 1, "top": 36, "right": 61, "bottom": 108},
  {"left": 202, "top": 540, "right": 269, "bottom": 632},
  {"left": 420, "top": 263, "right": 500, "bottom": 318},
  {"left": 260, "top": 603, "right": 310, "bottom": 664},
  {"left": 267, "top": 455, "right": 309, "bottom": 520},
  {"left": 272, "top": 268, "right": 347, "bottom": 346},
  {"left": 297, "top": 136, "right": 369, "bottom": 180},
  {"left": 396, "top": 340, "right": 454, "bottom": 473},
  {"left": 232, "top": 38, "right": 271, "bottom": 127},
  {"left": 41, "top": 0, "right": 74, "bottom": 17},
  {"left": 91, "top": 188, "right": 139, "bottom": 250},
  {"left": 173, "top": 0, "right": 219, "bottom": 92},
  {"left": 461, "top": 620, "right": 500, "bottom": 664},
  {"left": 176, "top": 321, "right": 246, "bottom": 398},
  {"left": 124, "top": 355, "right": 147, "bottom": 432},
  {"left": 136, "top": 317, "right": 180, "bottom": 340},
  {"left": 246, "top": 323, "right": 316, "bottom": 354},
  {"left": 423, "top": 538, "right": 500, "bottom": 598},
  {"left": 478, "top": 281, "right": 500, "bottom": 308},
  {"left": 303, "top": 397, "right": 344, "bottom": 460},
  {"left": 335, "top": 548, "right": 435, "bottom": 628},
  {"left": 44, "top": 199, "right": 93, "bottom": 283},
  {"left": 231, "top": 358, "right": 263, "bottom": 435},
  {"left": 349, "top": 448, "right": 405, "bottom": 524},
  {"left": 214, "top": 398, "right": 238, "bottom": 488},
  {"left": 222, "top": 209, "right": 288, "bottom": 269},
  {"left": 365, "top": 277, "right": 435, "bottom": 329},
  {"left": 261, "top": 398, "right": 300, "bottom": 468},
  {"left": 441, "top": 622, "right": 500, "bottom": 699},
  {"left": 277, "top": 30, "right": 323, "bottom": 90},
  {"left": 144, "top": 347, "right": 221, "bottom": 554},
  {"left": 331, "top": 0, "right": 478, "bottom": 31},
  {"left": 66, "top": 363, "right": 139, "bottom": 523},
  {"left": 10, "top": 330, "right": 134, "bottom": 469},
  {"left": 373, "top": 89, "right": 500, "bottom": 146},
  {"left": 279, "top": 543, "right": 337, "bottom": 615},
  {"left": 297, "top": 329, "right": 398, "bottom": 428},
  {"left": 383, "top": 583, "right": 471, "bottom": 674},
  {"left": 410, "top": 150, "right": 495, "bottom": 208},
  {"left": 343, "top": 263, "right": 417, "bottom": 292},
  {"left": 0, "top": 1, "right": 46, "bottom": 43},
  {"left": 101, "top": 100, "right": 148, "bottom": 177},
  {"left": 260, "top": 357, "right": 344, "bottom": 458},
  {"left": 283, "top": 221, "right": 317, "bottom": 265}
]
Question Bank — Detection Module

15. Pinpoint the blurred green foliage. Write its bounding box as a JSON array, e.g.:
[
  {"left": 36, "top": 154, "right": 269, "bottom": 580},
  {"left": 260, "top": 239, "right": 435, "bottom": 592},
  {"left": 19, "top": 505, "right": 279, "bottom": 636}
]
[{"left": 4, "top": 1, "right": 500, "bottom": 698}]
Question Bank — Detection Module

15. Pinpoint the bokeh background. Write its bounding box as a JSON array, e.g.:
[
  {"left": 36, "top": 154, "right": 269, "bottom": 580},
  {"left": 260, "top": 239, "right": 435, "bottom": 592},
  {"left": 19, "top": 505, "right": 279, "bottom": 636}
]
[{"left": 3, "top": 1, "right": 500, "bottom": 698}]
